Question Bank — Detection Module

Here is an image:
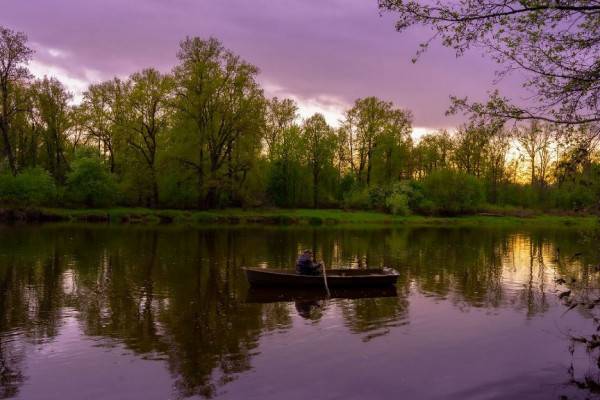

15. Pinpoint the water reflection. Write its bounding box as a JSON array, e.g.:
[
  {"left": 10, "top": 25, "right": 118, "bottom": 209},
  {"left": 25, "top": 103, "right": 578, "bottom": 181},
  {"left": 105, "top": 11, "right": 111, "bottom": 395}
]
[{"left": 0, "top": 224, "right": 598, "bottom": 399}]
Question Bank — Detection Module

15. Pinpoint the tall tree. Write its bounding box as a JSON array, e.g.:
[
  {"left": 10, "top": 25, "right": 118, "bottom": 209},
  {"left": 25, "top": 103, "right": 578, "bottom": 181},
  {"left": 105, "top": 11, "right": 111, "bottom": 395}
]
[
  {"left": 11, "top": 84, "right": 38, "bottom": 169},
  {"left": 173, "top": 37, "right": 265, "bottom": 208},
  {"left": 516, "top": 121, "right": 546, "bottom": 185},
  {"left": 264, "top": 97, "right": 297, "bottom": 161},
  {"left": 302, "top": 114, "right": 335, "bottom": 208},
  {"left": 79, "top": 79, "right": 127, "bottom": 173},
  {"left": 31, "top": 77, "right": 73, "bottom": 182},
  {"left": 453, "top": 124, "right": 494, "bottom": 178},
  {"left": 266, "top": 124, "right": 304, "bottom": 207},
  {"left": 123, "top": 69, "right": 173, "bottom": 207},
  {"left": 0, "top": 26, "right": 33, "bottom": 175},
  {"left": 413, "top": 131, "right": 453, "bottom": 177},
  {"left": 334, "top": 126, "right": 351, "bottom": 182},
  {"left": 485, "top": 132, "right": 510, "bottom": 203},
  {"left": 345, "top": 97, "right": 392, "bottom": 185},
  {"left": 536, "top": 124, "right": 555, "bottom": 187},
  {"left": 377, "top": 108, "right": 412, "bottom": 183},
  {"left": 555, "top": 124, "right": 600, "bottom": 183}
]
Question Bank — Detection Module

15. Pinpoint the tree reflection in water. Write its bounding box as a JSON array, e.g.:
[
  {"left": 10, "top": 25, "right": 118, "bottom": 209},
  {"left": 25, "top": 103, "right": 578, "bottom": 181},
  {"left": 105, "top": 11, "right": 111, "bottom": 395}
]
[{"left": 0, "top": 224, "right": 596, "bottom": 399}]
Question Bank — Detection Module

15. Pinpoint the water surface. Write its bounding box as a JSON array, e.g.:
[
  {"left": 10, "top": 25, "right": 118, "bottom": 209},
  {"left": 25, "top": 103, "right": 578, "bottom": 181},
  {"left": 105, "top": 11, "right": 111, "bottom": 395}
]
[{"left": 0, "top": 224, "right": 599, "bottom": 399}]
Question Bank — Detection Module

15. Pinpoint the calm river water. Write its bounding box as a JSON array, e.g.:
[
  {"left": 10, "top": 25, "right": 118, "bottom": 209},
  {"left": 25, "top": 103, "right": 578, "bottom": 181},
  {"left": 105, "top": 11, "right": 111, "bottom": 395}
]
[{"left": 1, "top": 224, "right": 599, "bottom": 400}]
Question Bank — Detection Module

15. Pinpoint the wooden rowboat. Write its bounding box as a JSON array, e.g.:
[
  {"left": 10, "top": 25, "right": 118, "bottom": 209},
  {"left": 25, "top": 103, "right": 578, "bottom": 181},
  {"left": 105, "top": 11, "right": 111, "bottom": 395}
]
[{"left": 243, "top": 267, "right": 399, "bottom": 288}]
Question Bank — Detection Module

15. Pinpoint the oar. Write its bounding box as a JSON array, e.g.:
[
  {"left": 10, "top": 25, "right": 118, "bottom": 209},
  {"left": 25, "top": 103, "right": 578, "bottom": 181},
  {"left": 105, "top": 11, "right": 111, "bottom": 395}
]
[{"left": 322, "top": 262, "right": 330, "bottom": 297}]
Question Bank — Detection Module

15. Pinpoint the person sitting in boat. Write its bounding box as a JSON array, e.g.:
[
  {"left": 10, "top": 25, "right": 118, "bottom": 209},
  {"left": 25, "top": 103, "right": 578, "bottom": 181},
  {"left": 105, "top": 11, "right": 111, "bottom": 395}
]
[{"left": 296, "top": 250, "right": 322, "bottom": 275}]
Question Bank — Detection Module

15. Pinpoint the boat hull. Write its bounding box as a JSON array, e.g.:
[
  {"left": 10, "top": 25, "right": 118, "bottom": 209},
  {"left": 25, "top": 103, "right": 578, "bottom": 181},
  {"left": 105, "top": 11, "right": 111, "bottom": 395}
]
[
  {"left": 246, "top": 286, "right": 398, "bottom": 303},
  {"left": 243, "top": 267, "right": 399, "bottom": 288}
]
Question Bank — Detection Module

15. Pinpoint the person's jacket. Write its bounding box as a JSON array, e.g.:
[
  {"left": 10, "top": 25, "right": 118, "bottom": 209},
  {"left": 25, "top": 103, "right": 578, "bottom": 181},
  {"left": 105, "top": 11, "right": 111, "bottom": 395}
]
[{"left": 296, "top": 253, "right": 318, "bottom": 274}]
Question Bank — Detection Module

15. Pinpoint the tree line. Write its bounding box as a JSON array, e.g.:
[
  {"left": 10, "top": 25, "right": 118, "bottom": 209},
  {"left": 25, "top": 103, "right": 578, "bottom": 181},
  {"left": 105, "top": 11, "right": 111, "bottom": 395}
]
[{"left": 0, "top": 26, "right": 599, "bottom": 214}]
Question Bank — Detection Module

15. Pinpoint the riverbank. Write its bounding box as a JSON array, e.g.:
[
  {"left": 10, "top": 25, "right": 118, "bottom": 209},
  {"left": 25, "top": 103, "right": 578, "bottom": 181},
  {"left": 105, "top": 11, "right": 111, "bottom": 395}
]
[{"left": 0, "top": 207, "right": 598, "bottom": 228}]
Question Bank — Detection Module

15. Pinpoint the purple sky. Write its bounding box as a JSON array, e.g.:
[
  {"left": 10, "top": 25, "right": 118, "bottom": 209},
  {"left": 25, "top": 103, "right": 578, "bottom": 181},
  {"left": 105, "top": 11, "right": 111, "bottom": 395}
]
[{"left": 1, "top": 0, "right": 524, "bottom": 131}]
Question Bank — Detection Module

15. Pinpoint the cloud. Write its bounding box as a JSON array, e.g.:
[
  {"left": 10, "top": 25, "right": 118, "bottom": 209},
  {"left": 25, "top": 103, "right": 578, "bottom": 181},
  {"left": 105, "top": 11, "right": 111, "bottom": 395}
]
[
  {"left": 294, "top": 96, "right": 347, "bottom": 127},
  {"left": 263, "top": 80, "right": 348, "bottom": 127},
  {"left": 28, "top": 60, "right": 103, "bottom": 103},
  {"left": 48, "top": 48, "right": 68, "bottom": 59},
  {"left": 412, "top": 127, "right": 438, "bottom": 140}
]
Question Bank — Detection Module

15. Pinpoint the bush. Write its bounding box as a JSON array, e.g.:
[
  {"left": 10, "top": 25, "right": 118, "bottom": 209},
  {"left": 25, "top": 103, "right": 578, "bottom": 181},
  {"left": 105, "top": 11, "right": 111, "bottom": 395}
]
[
  {"left": 0, "top": 167, "right": 57, "bottom": 206},
  {"left": 386, "top": 192, "right": 411, "bottom": 215},
  {"left": 160, "top": 174, "right": 198, "bottom": 209},
  {"left": 338, "top": 174, "right": 356, "bottom": 201},
  {"left": 344, "top": 185, "right": 392, "bottom": 211},
  {"left": 66, "top": 156, "right": 117, "bottom": 207},
  {"left": 551, "top": 183, "right": 597, "bottom": 211},
  {"left": 266, "top": 160, "right": 307, "bottom": 207},
  {"left": 368, "top": 185, "right": 389, "bottom": 210},
  {"left": 383, "top": 182, "right": 420, "bottom": 215},
  {"left": 266, "top": 161, "right": 289, "bottom": 207},
  {"left": 343, "top": 187, "right": 371, "bottom": 209},
  {"left": 419, "top": 170, "right": 484, "bottom": 215},
  {"left": 394, "top": 181, "right": 423, "bottom": 211}
]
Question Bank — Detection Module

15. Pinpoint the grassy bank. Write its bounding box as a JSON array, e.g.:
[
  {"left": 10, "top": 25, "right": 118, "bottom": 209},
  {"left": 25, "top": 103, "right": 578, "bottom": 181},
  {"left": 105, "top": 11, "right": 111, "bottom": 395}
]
[{"left": 0, "top": 207, "right": 598, "bottom": 228}]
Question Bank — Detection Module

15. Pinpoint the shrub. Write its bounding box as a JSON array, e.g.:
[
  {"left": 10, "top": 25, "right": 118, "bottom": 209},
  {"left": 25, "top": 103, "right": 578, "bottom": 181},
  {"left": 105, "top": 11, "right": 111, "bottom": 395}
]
[
  {"left": 419, "top": 170, "right": 484, "bottom": 215},
  {"left": 392, "top": 181, "right": 423, "bottom": 211},
  {"left": 338, "top": 174, "right": 356, "bottom": 201},
  {"left": 66, "top": 156, "right": 117, "bottom": 207},
  {"left": 266, "top": 162, "right": 287, "bottom": 206},
  {"left": 368, "top": 185, "right": 389, "bottom": 210},
  {"left": 383, "top": 181, "right": 420, "bottom": 215},
  {"left": 0, "top": 167, "right": 57, "bottom": 206},
  {"left": 343, "top": 187, "right": 370, "bottom": 210},
  {"left": 551, "top": 183, "right": 597, "bottom": 211},
  {"left": 160, "top": 174, "right": 198, "bottom": 209},
  {"left": 386, "top": 192, "right": 411, "bottom": 215},
  {"left": 266, "top": 160, "right": 306, "bottom": 207}
]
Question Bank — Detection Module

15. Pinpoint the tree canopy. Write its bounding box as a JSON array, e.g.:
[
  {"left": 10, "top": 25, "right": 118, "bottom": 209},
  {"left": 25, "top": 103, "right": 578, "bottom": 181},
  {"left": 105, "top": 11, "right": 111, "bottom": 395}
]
[{"left": 379, "top": 0, "right": 600, "bottom": 125}]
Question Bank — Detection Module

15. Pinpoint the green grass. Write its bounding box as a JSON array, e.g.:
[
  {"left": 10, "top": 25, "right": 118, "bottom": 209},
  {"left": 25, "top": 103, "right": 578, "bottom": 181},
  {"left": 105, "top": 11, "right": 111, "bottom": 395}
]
[{"left": 3, "top": 206, "right": 595, "bottom": 228}]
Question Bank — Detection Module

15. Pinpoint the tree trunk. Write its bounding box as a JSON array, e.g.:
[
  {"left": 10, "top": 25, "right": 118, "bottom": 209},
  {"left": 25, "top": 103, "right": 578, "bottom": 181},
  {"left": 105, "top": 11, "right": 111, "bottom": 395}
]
[
  {"left": 151, "top": 169, "right": 159, "bottom": 208},
  {"left": 313, "top": 168, "right": 319, "bottom": 209},
  {"left": 196, "top": 148, "right": 205, "bottom": 209},
  {"left": 205, "top": 154, "right": 220, "bottom": 208},
  {"left": 206, "top": 185, "right": 217, "bottom": 209},
  {"left": 226, "top": 142, "right": 233, "bottom": 205},
  {"left": 197, "top": 173, "right": 205, "bottom": 209},
  {"left": 366, "top": 149, "right": 373, "bottom": 186},
  {"left": 385, "top": 148, "right": 393, "bottom": 183},
  {"left": 530, "top": 156, "right": 536, "bottom": 186},
  {"left": 0, "top": 121, "right": 17, "bottom": 176},
  {"left": 106, "top": 141, "right": 115, "bottom": 173},
  {"left": 1, "top": 83, "right": 17, "bottom": 176}
]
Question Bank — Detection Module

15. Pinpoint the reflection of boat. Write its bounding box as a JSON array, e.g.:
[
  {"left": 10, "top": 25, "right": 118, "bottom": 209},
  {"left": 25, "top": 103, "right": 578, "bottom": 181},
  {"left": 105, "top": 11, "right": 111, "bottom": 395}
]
[
  {"left": 245, "top": 286, "right": 398, "bottom": 303},
  {"left": 243, "top": 267, "right": 399, "bottom": 288}
]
